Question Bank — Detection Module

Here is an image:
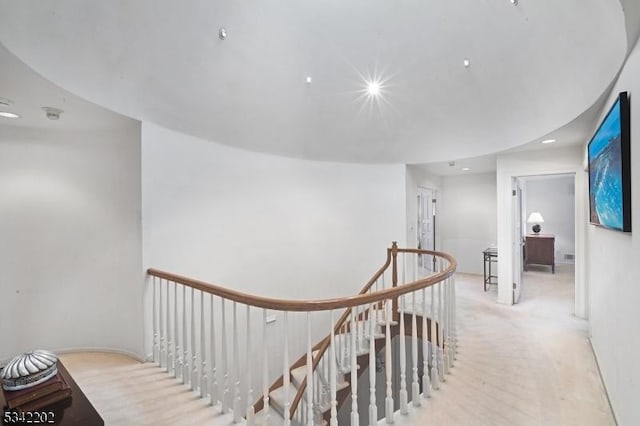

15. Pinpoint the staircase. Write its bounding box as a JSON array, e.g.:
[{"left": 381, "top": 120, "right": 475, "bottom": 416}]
[{"left": 147, "top": 242, "right": 457, "bottom": 425}]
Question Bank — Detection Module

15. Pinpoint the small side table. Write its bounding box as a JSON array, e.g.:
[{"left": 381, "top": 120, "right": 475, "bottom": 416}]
[{"left": 483, "top": 247, "right": 498, "bottom": 291}]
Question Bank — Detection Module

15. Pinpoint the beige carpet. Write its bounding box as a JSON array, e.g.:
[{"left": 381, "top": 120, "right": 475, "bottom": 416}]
[
  {"left": 388, "top": 264, "right": 615, "bottom": 426},
  {"left": 61, "top": 264, "right": 615, "bottom": 425}
]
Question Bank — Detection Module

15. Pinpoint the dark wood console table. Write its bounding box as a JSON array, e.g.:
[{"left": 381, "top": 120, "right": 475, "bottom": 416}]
[
  {"left": 1, "top": 360, "right": 103, "bottom": 425},
  {"left": 524, "top": 234, "right": 555, "bottom": 273}
]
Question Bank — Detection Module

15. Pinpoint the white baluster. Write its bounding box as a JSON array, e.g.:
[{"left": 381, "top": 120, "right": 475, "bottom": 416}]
[
  {"left": 369, "top": 303, "right": 377, "bottom": 425},
  {"left": 448, "top": 274, "right": 455, "bottom": 366},
  {"left": 385, "top": 300, "right": 394, "bottom": 424},
  {"left": 444, "top": 275, "right": 451, "bottom": 371},
  {"left": 306, "top": 312, "right": 313, "bottom": 426},
  {"left": 411, "top": 291, "right": 420, "bottom": 407},
  {"left": 166, "top": 279, "right": 171, "bottom": 374},
  {"left": 437, "top": 274, "right": 445, "bottom": 382},
  {"left": 399, "top": 295, "right": 408, "bottom": 414},
  {"left": 191, "top": 288, "right": 198, "bottom": 390},
  {"left": 330, "top": 311, "right": 338, "bottom": 426},
  {"left": 402, "top": 253, "right": 406, "bottom": 285},
  {"left": 358, "top": 305, "right": 365, "bottom": 353},
  {"left": 221, "top": 299, "right": 229, "bottom": 413},
  {"left": 173, "top": 281, "right": 178, "bottom": 377},
  {"left": 201, "top": 291, "right": 207, "bottom": 398},
  {"left": 350, "top": 309, "right": 359, "bottom": 426},
  {"left": 209, "top": 294, "right": 218, "bottom": 407},
  {"left": 152, "top": 276, "right": 158, "bottom": 364},
  {"left": 430, "top": 284, "right": 439, "bottom": 390},
  {"left": 452, "top": 273, "right": 458, "bottom": 359},
  {"left": 182, "top": 285, "right": 188, "bottom": 384},
  {"left": 233, "top": 302, "right": 241, "bottom": 422},
  {"left": 262, "top": 309, "right": 270, "bottom": 425},
  {"left": 283, "top": 312, "right": 291, "bottom": 426},
  {"left": 422, "top": 288, "right": 431, "bottom": 399},
  {"left": 159, "top": 279, "right": 165, "bottom": 369},
  {"left": 246, "top": 306, "right": 255, "bottom": 425}
]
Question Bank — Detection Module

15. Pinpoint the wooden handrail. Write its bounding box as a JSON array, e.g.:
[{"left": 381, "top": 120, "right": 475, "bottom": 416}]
[
  {"left": 147, "top": 244, "right": 457, "bottom": 420},
  {"left": 147, "top": 248, "right": 455, "bottom": 312},
  {"left": 286, "top": 246, "right": 455, "bottom": 417}
]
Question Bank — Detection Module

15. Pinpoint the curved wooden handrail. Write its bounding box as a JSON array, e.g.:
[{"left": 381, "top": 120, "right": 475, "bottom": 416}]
[
  {"left": 286, "top": 247, "right": 455, "bottom": 417},
  {"left": 147, "top": 249, "right": 455, "bottom": 312},
  {"left": 147, "top": 244, "right": 457, "bottom": 420}
]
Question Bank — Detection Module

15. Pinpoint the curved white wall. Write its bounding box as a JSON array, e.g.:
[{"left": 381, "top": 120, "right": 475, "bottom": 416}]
[
  {"left": 0, "top": 125, "right": 144, "bottom": 361},
  {"left": 587, "top": 35, "right": 640, "bottom": 425},
  {"left": 142, "top": 123, "right": 407, "bottom": 367},
  {"left": 142, "top": 123, "right": 406, "bottom": 299}
]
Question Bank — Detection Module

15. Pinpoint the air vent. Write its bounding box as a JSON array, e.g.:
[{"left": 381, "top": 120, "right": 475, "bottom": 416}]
[
  {"left": 564, "top": 254, "right": 575, "bottom": 261},
  {"left": 0, "top": 97, "right": 12, "bottom": 107}
]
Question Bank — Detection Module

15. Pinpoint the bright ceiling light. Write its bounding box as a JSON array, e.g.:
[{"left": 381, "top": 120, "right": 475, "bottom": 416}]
[
  {"left": 541, "top": 139, "right": 556, "bottom": 144},
  {"left": 510, "top": 0, "right": 518, "bottom": 5},
  {"left": 367, "top": 81, "right": 381, "bottom": 96},
  {"left": 462, "top": 167, "right": 471, "bottom": 171},
  {"left": 306, "top": 76, "right": 312, "bottom": 84},
  {"left": 0, "top": 111, "right": 20, "bottom": 119},
  {"left": 463, "top": 58, "right": 471, "bottom": 68}
]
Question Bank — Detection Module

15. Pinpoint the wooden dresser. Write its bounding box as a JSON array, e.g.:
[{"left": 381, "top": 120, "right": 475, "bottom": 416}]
[{"left": 524, "top": 234, "right": 555, "bottom": 273}]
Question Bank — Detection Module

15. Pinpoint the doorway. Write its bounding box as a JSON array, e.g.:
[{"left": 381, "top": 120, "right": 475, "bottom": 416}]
[
  {"left": 417, "top": 187, "right": 437, "bottom": 276},
  {"left": 514, "top": 173, "right": 576, "bottom": 307}
]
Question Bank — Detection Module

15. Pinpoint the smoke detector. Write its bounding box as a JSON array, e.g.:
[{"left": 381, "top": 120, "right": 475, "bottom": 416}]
[{"left": 42, "top": 107, "right": 63, "bottom": 120}]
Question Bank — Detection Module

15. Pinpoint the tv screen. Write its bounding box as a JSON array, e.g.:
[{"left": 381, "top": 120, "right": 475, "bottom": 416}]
[{"left": 588, "top": 91, "right": 631, "bottom": 232}]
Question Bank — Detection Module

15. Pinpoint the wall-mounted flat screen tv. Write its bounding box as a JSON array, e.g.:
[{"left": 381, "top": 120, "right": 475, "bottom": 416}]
[{"left": 588, "top": 91, "right": 631, "bottom": 232}]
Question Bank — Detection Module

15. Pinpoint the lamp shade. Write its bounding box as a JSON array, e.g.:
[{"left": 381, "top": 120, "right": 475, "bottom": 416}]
[{"left": 527, "top": 212, "right": 544, "bottom": 223}]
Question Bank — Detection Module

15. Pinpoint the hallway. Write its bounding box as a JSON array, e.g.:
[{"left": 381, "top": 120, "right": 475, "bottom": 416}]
[{"left": 391, "top": 264, "right": 615, "bottom": 425}]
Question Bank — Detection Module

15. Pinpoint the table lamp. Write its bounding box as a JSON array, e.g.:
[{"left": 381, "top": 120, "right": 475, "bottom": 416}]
[{"left": 527, "top": 212, "right": 544, "bottom": 234}]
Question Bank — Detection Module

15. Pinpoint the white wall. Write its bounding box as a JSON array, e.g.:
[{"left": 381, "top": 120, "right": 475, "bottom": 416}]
[
  {"left": 523, "top": 175, "right": 575, "bottom": 263},
  {"left": 587, "top": 36, "right": 640, "bottom": 426},
  {"left": 0, "top": 125, "right": 144, "bottom": 361},
  {"left": 439, "top": 173, "right": 497, "bottom": 274},
  {"left": 496, "top": 146, "right": 588, "bottom": 316},
  {"left": 142, "top": 123, "right": 407, "bottom": 377}
]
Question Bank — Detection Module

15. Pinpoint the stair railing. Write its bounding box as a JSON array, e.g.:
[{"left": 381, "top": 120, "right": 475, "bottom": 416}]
[{"left": 147, "top": 242, "right": 456, "bottom": 425}]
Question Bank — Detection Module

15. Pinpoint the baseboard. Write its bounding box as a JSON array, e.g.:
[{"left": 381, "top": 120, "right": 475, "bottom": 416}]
[
  {"left": 54, "top": 347, "right": 146, "bottom": 363},
  {"left": 1, "top": 347, "right": 147, "bottom": 367},
  {"left": 588, "top": 337, "right": 619, "bottom": 426}
]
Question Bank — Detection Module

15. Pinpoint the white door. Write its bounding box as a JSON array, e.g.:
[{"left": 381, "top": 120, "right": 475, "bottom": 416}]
[
  {"left": 417, "top": 187, "right": 436, "bottom": 275},
  {"left": 512, "top": 179, "right": 524, "bottom": 303}
]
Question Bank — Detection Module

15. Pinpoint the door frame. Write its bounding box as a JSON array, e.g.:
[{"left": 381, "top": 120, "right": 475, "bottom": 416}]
[{"left": 497, "top": 159, "right": 587, "bottom": 318}]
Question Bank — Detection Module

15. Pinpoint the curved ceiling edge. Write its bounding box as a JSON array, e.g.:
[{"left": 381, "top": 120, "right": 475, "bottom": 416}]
[{"left": 0, "top": 1, "right": 629, "bottom": 163}]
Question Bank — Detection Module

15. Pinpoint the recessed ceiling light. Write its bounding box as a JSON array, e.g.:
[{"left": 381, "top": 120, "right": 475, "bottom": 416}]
[
  {"left": 0, "top": 111, "right": 20, "bottom": 119},
  {"left": 541, "top": 139, "right": 556, "bottom": 144},
  {"left": 367, "top": 81, "right": 381, "bottom": 96},
  {"left": 306, "top": 76, "right": 312, "bottom": 84},
  {"left": 463, "top": 58, "right": 471, "bottom": 68},
  {"left": 219, "top": 28, "right": 227, "bottom": 40},
  {"left": 510, "top": 0, "right": 518, "bottom": 5},
  {"left": 462, "top": 167, "right": 471, "bottom": 171}
]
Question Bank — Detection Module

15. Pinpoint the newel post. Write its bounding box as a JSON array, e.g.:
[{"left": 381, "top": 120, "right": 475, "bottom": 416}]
[{"left": 391, "top": 241, "right": 399, "bottom": 320}]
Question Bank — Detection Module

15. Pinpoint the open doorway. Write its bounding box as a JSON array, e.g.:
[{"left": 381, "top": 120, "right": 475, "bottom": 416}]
[{"left": 514, "top": 173, "right": 576, "bottom": 309}]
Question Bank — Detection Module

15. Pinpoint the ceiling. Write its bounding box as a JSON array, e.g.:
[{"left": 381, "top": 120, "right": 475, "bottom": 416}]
[
  {"left": 0, "top": 44, "right": 133, "bottom": 132},
  {"left": 0, "top": 1, "right": 634, "bottom": 163}
]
